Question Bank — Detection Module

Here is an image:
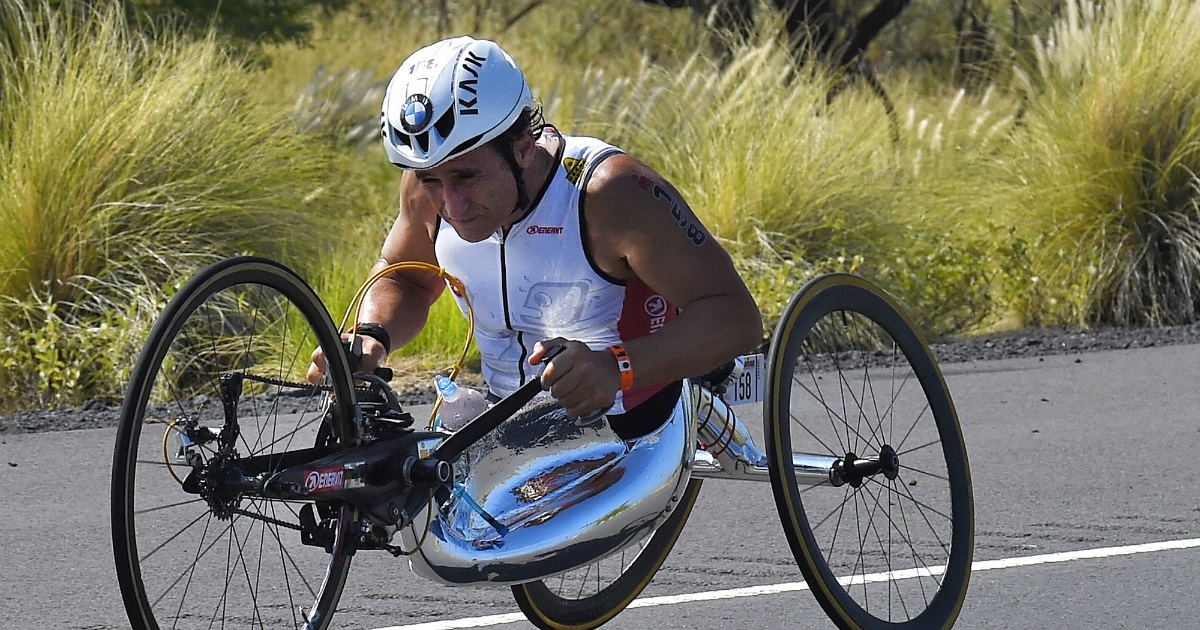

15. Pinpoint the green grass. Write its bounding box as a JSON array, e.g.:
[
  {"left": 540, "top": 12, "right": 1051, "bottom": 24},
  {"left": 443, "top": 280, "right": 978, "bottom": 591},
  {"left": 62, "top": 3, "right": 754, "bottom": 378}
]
[
  {"left": 554, "top": 32, "right": 1022, "bottom": 334},
  {"left": 1000, "top": 0, "right": 1200, "bottom": 326},
  {"left": 560, "top": 41, "right": 898, "bottom": 322},
  {"left": 4, "top": 0, "right": 1200, "bottom": 412},
  {"left": 0, "top": 1, "right": 361, "bottom": 409}
]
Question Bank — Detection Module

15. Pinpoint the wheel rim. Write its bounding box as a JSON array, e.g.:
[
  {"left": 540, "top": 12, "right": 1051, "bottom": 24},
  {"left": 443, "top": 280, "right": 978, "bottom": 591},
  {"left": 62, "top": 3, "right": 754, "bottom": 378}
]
[
  {"left": 769, "top": 276, "right": 972, "bottom": 629},
  {"left": 545, "top": 541, "right": 651, "bottom": 602},
  {"left": 513, "top": 479, "right": 702, "bottom": 630},
  {"left": 112, "top": 260, "right": 355, "bottom": 630}
]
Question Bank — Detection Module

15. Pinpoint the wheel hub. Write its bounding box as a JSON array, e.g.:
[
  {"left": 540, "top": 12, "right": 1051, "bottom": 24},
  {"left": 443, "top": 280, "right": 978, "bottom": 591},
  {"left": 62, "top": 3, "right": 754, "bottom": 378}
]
[
  {"left": 198, "top": 454, "right": 243, "bottom": 520},
  {"left": 835, "top": 444, "right": 901, "bottom": 487},
  {"left": 879, "top": 444, "right": 900, "bottom": 481}
]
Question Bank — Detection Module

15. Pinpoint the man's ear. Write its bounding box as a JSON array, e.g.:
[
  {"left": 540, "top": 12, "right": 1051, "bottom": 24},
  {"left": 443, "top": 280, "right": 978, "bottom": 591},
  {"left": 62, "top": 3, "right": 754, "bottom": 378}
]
[{"left": 511, "top": 131, "right": 537, "bottom": 168}]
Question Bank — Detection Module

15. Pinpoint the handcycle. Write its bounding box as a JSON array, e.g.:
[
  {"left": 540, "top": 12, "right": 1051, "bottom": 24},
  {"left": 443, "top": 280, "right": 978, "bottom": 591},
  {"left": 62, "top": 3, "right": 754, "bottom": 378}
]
[{"left": 110, "top": 255, "right": 974, "bottom": 630}]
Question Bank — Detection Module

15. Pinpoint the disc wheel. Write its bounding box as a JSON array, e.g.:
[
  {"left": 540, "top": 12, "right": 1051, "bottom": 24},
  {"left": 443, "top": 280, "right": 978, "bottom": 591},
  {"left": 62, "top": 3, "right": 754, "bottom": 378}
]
[
  {"left": 511, "top": 479, "right": 703, "bottom": 630},
  {"left": 765, "top": 274, "right": 973, "bottom": 629},
  {"left": 111, "top": 257, "right": 358, "bottom": 630}
]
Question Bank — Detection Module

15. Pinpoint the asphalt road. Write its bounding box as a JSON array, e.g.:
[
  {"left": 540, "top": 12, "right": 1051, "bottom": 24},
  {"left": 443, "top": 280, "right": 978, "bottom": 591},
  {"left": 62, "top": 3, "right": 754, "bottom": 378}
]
[{"left": 2, "top": 343, "right": 1199, "bottom": 629}]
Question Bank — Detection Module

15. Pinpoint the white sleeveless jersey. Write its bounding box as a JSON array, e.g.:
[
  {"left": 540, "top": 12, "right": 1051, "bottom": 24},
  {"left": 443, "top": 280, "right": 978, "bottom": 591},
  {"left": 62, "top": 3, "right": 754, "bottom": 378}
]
[{"left": 434, "top": 128, "right": 676, "bottom": 413}]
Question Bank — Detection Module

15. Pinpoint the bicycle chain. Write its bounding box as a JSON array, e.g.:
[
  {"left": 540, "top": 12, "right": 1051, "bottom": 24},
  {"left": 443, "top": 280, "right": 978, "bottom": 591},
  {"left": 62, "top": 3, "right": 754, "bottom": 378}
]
[
  {"left": 231, "top": 506, "right": 302, "bottom": 532},
  {"left": 240, "top": 372, "right": 331, "bottom": 394},
  {"left": 240, "top": 372, "right": 387, "bottom": 402}
]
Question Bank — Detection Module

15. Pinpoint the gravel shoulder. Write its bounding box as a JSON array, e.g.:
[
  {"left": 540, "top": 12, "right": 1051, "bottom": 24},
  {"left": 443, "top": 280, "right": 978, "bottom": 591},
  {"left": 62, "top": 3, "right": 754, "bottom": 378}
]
[{"left": 5, "top": 324, "right": 1200, "bottom": 435}]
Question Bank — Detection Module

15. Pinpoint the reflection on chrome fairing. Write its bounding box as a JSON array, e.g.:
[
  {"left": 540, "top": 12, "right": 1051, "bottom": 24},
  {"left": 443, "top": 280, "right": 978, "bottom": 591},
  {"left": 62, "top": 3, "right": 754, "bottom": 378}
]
[{"left": 402, "top": 392, "right": 695, "bottom": 585}]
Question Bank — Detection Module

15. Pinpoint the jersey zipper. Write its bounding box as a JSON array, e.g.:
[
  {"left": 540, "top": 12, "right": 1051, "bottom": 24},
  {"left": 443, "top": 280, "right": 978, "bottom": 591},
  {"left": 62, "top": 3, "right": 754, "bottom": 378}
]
[{"left": 497, "top": 228, "right": 528, "bottom": 383}]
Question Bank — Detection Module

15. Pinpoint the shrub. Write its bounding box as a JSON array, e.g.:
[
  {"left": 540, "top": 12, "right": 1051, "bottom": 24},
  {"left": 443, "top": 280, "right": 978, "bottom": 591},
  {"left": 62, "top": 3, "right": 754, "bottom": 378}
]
[
  {"left": 0, "top": 1, "right": 359, "bottom": 410},
  {"left": 560, "top": 33, "right": 1016, "bottom": 337},
  {"left": 1005, "top": 0, "right": 1200, "bottom": 326}
]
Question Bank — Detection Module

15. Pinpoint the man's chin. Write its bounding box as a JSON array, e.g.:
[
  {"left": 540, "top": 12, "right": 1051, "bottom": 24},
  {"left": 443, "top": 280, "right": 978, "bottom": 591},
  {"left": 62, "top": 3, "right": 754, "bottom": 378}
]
[
  {"left": 446, "top": 220, "right": 493, "bottom": 243},
  {"left": 454, "top": 228, "right": 492, "bottom": 243}
]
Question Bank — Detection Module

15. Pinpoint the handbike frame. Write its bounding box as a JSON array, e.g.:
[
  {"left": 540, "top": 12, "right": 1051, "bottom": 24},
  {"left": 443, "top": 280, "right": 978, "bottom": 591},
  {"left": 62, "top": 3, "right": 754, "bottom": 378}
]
[
  {"left": 116, "top": 257, "right": 971, "bottom": 630},
  {"left": 181, "top": 352, "right": 874, "bottom": 562},
  {"left": 177, "top": 359, "right": 566, "bottom": 551},
  {"left": 691, "top": 381, "right": 877, "bottom": 487}
]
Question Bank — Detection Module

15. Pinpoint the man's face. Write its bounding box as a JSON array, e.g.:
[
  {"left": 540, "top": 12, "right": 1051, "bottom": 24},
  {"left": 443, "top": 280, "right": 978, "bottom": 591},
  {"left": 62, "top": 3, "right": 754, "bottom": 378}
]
[{"left": 414, "top": 144, "right": 520, "bottom": 242}]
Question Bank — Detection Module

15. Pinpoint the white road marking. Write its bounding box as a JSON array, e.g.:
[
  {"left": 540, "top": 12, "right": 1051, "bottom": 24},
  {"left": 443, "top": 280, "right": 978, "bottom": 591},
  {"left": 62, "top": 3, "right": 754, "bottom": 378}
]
[{"left": 371, "top": 537, "right": 1200, "bottom": 630}]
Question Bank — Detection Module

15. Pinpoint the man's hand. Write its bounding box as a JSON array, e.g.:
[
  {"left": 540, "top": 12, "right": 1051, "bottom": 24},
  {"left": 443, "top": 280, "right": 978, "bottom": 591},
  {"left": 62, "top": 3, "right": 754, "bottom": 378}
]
[
  {"left": 306, "top": 334, "right": 389, "bottom": 383},
  {"left": 530, "top": 338, "right": 621, "bottom": 418}
]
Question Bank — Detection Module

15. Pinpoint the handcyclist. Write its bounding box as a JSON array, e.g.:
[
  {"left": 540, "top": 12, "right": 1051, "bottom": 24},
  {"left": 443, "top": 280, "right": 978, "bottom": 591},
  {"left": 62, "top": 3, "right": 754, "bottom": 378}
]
[{"left": 308, "top": 35, "right": 761, "bottom": 438}]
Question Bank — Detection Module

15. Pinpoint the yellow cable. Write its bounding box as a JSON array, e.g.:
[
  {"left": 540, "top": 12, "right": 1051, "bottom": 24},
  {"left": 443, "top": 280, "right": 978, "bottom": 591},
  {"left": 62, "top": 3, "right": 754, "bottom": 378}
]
[
  {"left": 398, "top": 490, "right": 436, "bottom": 556},
  {"left": 339, "top": 261, "right": 475, "bottom": 429},
  {"left": 157, "top": 419, "right": 185, "bottom": 485}
]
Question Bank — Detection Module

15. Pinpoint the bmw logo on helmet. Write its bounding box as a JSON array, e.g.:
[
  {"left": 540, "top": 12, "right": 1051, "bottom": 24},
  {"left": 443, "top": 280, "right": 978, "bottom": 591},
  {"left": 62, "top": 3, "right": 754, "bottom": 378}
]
[{"left": 400, "top": 93, "right": 434, "bottom": 134}]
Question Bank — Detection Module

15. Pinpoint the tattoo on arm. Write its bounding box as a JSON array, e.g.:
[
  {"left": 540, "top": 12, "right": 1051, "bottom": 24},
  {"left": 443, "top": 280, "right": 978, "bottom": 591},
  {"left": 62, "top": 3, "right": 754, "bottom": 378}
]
[{"left": 630, "top": 174, "right": 707, "bottom": 246}]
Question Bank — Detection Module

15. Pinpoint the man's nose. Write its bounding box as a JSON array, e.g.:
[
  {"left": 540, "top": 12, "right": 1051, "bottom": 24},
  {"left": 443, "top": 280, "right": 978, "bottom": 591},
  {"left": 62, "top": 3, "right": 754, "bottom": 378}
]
[{"left": 442, "top": 182, "right": 470, "bottom": 216}]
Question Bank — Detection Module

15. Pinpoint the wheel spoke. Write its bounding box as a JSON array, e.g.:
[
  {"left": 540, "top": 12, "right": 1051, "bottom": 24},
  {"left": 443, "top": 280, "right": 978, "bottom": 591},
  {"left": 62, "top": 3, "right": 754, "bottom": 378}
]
[
  {"left": 112, "top": 258, "right": 357, "bottom": 630},
  {"left": 766, "top": 275, "right": 972, "bottom": 628},
  {"left": 512, "top": 480, "right": 702, "bottom": 629}
]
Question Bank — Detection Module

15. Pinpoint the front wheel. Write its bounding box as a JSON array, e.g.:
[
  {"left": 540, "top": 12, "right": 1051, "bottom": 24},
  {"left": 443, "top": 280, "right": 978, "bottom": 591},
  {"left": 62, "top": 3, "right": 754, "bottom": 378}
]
[
  {"left": 111, "top": 257, "right": 359, "bottom": 630},
  {"left": 765, "top": 274, "right": 973, "bottom": 629},
  {"left": 511, "top": 479, "right": 702, "bottom": 630}
]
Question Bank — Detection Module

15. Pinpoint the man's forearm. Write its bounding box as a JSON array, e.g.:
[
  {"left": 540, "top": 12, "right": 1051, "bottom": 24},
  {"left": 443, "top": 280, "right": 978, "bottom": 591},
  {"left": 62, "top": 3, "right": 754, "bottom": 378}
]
[
  {"left": 621, "top": 293, "right": 762, "bottom": 388},
  {"left": 356, "top": 273, "right": 440, "bottom": 354}
]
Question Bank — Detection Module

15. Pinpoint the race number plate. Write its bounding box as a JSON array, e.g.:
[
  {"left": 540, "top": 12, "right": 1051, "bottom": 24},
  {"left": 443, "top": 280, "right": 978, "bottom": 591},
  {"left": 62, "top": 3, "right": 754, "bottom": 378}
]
[{"left": 725, "top": 353, "right": 764, "bottom": 406}]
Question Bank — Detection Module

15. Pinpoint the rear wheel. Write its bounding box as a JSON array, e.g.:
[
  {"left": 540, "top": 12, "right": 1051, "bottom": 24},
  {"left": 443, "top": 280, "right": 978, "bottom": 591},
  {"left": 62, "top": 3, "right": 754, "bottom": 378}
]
[
  {"left": 765, "top": 274, "right": 973, "bottom": 629},
  {"left": 111, "top": 257, "right": 358, "bottom": 630},
  {"left": 511, "top": 479, "right": 703, "bottom": 630}
]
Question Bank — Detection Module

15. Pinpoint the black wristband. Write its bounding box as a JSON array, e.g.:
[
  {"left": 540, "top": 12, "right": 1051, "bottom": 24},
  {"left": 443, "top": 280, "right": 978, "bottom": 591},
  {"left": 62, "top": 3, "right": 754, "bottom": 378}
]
[{"left": 352, "top": 322, "right": 392, "bottom": 355}]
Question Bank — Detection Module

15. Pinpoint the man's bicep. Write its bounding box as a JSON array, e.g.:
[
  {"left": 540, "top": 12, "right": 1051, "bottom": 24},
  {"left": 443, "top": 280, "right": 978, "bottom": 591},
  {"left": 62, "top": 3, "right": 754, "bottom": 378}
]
[
  {"left": 630, "top": 226, "right": 746, "bottom": 309},
  {"left": 594, "top": 159, "right": 743, "bottom": 308}
]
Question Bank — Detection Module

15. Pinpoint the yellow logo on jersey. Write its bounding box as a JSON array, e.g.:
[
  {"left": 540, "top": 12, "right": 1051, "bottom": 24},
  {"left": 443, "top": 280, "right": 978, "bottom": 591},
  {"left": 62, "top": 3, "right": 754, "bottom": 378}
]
[{"left": 563, "top": 157, "right": 587, "bottom": 185}]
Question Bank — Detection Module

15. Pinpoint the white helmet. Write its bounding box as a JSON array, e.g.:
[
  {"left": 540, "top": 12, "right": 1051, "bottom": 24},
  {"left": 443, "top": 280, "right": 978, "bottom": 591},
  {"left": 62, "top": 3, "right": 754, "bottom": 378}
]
[{"left": 381, "top": 36, "right": 535, "bottom": 169}]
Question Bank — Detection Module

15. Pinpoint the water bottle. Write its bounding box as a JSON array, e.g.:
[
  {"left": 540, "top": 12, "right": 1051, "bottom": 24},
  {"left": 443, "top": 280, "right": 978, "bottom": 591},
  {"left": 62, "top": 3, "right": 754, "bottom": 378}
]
[{"left": 434, "top": 375, "right": 489, "bottom": 431}]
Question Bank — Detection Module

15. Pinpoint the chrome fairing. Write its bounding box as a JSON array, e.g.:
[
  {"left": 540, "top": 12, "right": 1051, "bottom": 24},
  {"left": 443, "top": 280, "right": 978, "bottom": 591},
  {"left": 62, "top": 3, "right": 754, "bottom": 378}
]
[{"left": 403, "top": 388, "right": 695, "bottom": 586}]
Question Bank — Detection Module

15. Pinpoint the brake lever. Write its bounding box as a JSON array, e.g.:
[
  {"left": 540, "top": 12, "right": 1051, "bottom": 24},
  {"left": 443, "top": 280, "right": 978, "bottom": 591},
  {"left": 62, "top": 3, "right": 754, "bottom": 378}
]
[{"left": 343, "top": 335, "right": 394, "bottom": 380}]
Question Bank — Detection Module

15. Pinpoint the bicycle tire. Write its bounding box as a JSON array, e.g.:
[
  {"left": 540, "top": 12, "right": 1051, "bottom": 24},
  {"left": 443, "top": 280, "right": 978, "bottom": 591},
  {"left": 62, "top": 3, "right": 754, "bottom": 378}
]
[
  {"left": 765, "top": 274, "right": 973, "bottom": 630},
  {"left": 511, "top": 479, "right": 703, "bottom": 630},
  {"left": 111, "top": 256, "right": 358, "bottom": 630}
]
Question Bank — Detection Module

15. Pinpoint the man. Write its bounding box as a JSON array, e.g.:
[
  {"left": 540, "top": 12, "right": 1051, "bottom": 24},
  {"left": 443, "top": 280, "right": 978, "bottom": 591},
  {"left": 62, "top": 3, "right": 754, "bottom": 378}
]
[{"left": 309, "top": 36, "right": 761, "bottom": 437}]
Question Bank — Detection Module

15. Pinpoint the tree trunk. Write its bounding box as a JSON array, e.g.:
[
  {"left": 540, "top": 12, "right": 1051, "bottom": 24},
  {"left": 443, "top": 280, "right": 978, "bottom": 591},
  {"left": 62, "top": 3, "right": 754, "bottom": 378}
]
[
  {"left": 774, "top": 0, "right": 839, "bottom": 59},
  {"left": 839, "top": 0, "right": 912, "bottom": 67}
]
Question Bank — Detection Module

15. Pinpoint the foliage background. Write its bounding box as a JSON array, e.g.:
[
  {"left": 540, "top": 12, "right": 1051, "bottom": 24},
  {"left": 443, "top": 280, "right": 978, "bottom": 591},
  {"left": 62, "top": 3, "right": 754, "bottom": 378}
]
[{"left": 3, "top": 0, "right": 1200, "bottom": 412}]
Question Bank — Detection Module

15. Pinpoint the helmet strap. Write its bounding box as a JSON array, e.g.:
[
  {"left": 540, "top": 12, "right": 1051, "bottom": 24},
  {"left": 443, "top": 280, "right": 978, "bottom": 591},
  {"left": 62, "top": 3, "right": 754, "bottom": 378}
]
[{"left": 497, "top": 141, "right": 531, "bottom": 212}]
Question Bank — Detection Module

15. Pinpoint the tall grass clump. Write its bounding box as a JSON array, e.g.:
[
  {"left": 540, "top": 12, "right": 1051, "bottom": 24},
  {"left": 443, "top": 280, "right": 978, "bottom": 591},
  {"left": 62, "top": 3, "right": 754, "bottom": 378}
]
[
  {"left": 1004, "top": 0, "right": 1200, "bottom": 326},
  {"left": 559, "top": 28, "right": 1013, "bottom": 336},
  {"left": 0, "top": 1, "right": 360, "bottom": 411},
  {"left": 883, "top": 82, "right": 1027, "bottom": 334},
  {"left": 560, "top": 38, "right": 895, "bottom": 326}
]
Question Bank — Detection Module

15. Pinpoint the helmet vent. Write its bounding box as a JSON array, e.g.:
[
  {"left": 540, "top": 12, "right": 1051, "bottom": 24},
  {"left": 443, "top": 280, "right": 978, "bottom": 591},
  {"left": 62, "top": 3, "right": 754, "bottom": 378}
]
[
  {"left": 447, "top": 132, "right": 486, "bottom": 161},
  {"left": 434, "top": 109, "right": 455, "bottom": 139},
  {"left": 390, "top": 125, "right": 412, "bottom": 149}
]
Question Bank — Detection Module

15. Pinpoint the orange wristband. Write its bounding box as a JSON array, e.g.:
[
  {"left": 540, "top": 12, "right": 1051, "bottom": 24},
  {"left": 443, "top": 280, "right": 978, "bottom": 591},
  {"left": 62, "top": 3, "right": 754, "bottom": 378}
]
[{"left": 608, "top": 344, "right": 634, "bottom": 391}]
